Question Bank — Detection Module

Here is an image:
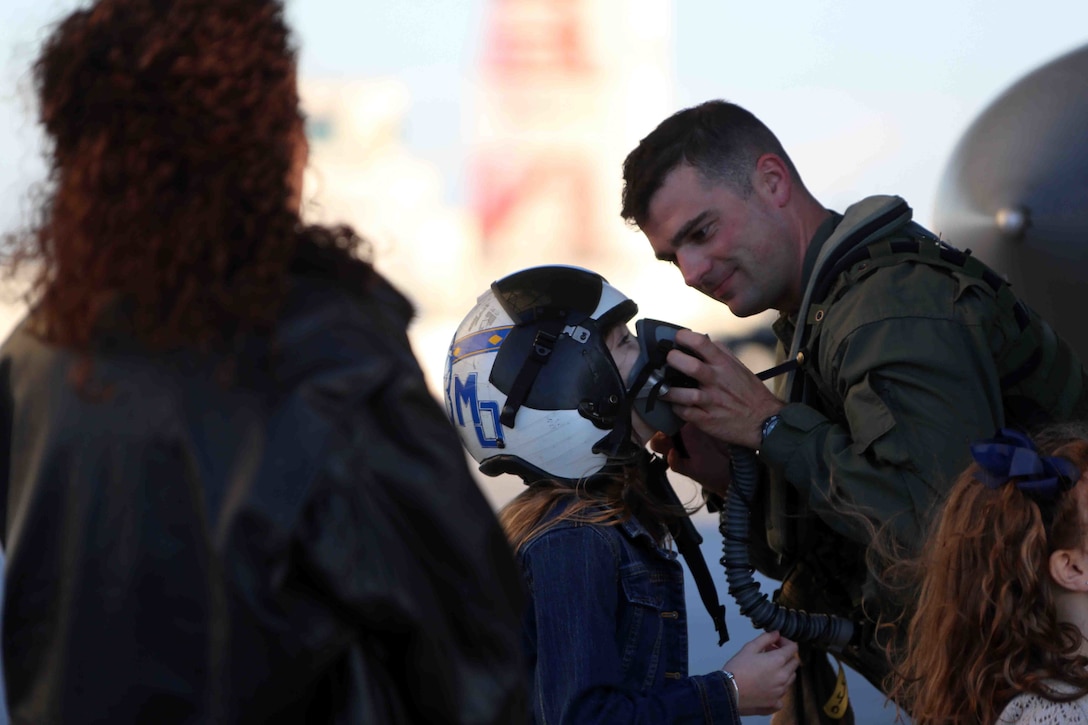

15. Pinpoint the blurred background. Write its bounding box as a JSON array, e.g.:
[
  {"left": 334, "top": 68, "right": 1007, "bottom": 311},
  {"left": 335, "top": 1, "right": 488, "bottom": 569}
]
[
  {"left": 3, "top": 1, "right": 1087, "bottom": 721},
  {"left": 6, "top": 0, "right": 1087, "bottom": 504}
]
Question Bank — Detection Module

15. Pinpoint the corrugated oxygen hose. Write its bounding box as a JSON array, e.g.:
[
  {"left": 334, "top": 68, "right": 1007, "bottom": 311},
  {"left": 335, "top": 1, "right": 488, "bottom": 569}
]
[{"left": 719, "top": 445, "right": 855, "bottom": 648}]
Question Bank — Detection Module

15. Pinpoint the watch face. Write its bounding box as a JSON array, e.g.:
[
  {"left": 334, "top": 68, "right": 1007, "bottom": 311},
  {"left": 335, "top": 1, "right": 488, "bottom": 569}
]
[{"left": 762, "top": 414, "right": 781, "bottom": 441}]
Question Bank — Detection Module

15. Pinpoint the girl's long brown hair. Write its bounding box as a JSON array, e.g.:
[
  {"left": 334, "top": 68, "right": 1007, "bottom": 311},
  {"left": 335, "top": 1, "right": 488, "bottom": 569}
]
[
  {"left": 889, "top": 424, "right": 1088, "bottom": 724},
  {"left": 500, "top": 457, "right": 695, "bottom": 555},
  {"left": 2, "top": 0, "right": 369, "bottom": 351}
]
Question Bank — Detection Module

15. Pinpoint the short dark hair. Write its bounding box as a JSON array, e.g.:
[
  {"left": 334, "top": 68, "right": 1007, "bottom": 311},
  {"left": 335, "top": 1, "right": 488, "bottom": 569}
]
[{"left": 620, "top": 100, "right": 799, "bottom": 227}]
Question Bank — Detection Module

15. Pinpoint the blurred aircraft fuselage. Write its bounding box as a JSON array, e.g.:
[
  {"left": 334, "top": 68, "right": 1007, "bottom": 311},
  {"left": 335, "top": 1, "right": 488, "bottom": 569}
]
[{"left": 934, "top": 43, "right": 1088, "bottom": 359}]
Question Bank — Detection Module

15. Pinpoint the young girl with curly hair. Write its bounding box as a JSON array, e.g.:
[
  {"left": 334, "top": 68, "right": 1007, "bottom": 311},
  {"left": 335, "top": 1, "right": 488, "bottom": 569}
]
[{"left": 891, "top": 424, "right": 1088, "bottom": 724}]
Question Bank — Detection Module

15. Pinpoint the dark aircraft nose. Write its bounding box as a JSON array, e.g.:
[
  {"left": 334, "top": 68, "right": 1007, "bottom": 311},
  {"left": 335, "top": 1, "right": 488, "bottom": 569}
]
[{"left": 933, "top": 43, "right": 1088, "bottom": 358}]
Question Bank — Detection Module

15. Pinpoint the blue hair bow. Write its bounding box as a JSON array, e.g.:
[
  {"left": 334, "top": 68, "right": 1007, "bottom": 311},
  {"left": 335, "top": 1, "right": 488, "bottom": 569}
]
[{"left": 969, "top": 428, "right": 1079, "bottom": 501}]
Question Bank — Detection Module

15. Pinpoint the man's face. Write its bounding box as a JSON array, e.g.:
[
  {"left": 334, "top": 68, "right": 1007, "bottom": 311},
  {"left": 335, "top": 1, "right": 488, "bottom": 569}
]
[{"left": 640, "top": 162, "right": 798, "bottom": 318}]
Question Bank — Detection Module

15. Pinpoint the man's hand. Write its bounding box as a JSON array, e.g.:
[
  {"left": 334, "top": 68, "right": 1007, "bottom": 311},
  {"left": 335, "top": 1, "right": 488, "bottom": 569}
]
[
  {"left": 649, "top": 427, "right": 733, "bottom": 497},
  {"left": 724, "top": 631, "right": 800, "bottom": 716},
  {"left": 661, "top": 329, "right": 784, "bottom": 450}
]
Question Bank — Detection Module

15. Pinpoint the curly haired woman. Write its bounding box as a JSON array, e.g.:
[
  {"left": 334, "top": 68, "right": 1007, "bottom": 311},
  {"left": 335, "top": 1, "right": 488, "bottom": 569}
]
[
  {"left": 890, "top": 425, "right": 1088, "bottom": 724},
  {"left": 0, "top": 1, "right": 526, "bottom": 722}
]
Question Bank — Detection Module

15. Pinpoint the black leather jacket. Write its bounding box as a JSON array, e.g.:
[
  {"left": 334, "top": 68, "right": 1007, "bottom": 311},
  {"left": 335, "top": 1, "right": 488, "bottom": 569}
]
[{"left": 0, "top": 251, "right": 527, "bottom": 724}]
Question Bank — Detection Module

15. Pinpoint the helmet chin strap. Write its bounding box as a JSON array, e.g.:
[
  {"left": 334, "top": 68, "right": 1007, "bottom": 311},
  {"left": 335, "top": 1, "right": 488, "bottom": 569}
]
[{"left": 590, "top": 406, "right": 638, "bottom": 459}]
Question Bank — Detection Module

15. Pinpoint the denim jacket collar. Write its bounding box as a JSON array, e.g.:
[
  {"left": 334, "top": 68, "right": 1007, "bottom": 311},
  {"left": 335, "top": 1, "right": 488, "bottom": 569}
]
[{"left": 616, "top": 514, "right": 678, "bottom": 562}]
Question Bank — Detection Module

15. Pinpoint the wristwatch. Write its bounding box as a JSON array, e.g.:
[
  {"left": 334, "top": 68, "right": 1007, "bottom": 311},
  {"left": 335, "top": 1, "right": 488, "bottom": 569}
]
[{"left": 760, "top": 412, "right": 782, "bottom": 448}]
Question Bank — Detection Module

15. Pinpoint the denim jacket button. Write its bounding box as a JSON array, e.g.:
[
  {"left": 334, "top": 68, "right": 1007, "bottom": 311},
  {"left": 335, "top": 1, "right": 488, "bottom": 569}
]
[{"left": 660, "top": 611, "right": 679, "bottom": 619}]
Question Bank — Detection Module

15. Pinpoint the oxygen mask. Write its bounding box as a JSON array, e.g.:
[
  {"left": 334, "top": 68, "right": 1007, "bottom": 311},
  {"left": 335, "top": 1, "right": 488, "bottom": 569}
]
[{"left": 625, "top": 319, "right": 701, "bottom": 437}]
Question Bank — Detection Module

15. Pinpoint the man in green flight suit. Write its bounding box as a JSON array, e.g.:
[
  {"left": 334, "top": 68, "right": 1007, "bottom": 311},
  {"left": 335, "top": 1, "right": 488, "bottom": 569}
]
[{"left": 619, "top": 99, "right": 1088, "bottom": 724}]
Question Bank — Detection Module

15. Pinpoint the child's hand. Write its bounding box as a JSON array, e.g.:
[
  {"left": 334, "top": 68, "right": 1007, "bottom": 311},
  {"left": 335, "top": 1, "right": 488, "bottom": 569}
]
[{"left": 722, "top": 630, "right": 800, "bottom": 716}]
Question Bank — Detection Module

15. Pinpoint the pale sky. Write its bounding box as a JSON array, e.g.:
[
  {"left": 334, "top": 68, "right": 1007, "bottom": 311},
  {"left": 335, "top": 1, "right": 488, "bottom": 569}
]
[{"left": 2, "top": 0, "right": 1087, "bottom": 236}]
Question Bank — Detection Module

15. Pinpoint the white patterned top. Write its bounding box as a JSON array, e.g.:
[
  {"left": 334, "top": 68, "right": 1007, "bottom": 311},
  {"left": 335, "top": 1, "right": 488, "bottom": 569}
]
[{"left": 997, "top": 681, "right": 1088, "bottom": 724}]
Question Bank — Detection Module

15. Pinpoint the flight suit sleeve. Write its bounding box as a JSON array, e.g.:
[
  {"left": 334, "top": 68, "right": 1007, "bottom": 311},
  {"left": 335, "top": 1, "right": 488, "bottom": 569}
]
[{"left": 759, "top": 263, "right": 1006, "bottom": 550}]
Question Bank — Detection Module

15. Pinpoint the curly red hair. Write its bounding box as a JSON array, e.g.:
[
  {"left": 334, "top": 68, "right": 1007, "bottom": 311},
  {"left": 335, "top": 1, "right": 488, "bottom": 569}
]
[
  {"left": 2, "top": 0, "right": 353, "bottom": 350},
  {"left": 889, "top": 424, "right": 1088, "bottom": 724}
]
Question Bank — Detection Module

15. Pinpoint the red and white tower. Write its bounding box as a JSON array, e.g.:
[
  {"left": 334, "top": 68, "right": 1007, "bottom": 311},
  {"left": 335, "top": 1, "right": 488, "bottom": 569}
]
[{"left": 471, "top": 0, "right": 674, "bottom": 281}]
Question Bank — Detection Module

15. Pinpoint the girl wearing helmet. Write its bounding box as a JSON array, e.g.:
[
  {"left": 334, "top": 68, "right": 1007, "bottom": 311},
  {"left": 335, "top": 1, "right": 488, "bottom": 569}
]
[{"left": 445, "top": 265, "right": 799, "bottom": 723}]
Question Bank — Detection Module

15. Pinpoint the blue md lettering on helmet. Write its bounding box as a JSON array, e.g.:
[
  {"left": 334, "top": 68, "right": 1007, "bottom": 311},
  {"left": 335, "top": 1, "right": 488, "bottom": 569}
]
[
  {"left": 446, "top": 326, "right": 512, "bottom": 448},
  {"left": 451, "top": 372, "right": 505, "bottom": 449}
]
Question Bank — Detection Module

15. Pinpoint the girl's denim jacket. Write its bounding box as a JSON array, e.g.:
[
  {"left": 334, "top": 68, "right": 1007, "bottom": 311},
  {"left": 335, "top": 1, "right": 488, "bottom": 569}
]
[{"left": 519, "top": 504, "right": 739, "bottom": 724}]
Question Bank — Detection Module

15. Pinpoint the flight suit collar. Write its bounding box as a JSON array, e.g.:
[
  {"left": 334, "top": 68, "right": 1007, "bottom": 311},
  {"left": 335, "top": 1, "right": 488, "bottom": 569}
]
[{"left": 775, "top": 210, "right": 842, "bottom": 342}]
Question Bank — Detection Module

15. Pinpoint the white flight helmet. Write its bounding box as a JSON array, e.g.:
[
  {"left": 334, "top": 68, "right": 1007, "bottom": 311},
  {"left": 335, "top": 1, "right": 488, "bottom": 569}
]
[{"left": 443, "top": 265, "right": 639, "bottom": 484}]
